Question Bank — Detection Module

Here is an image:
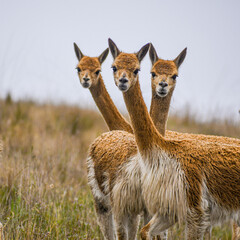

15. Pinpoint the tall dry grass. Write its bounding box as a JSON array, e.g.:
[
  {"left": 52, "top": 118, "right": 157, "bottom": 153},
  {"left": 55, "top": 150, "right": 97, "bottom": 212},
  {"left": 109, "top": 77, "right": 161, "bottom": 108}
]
[
  {"left": 0, "top": 96, "right": 239, "bottom": 239},
  {"left": 0, "top": 97, "right": 107, "bottom": 239}
]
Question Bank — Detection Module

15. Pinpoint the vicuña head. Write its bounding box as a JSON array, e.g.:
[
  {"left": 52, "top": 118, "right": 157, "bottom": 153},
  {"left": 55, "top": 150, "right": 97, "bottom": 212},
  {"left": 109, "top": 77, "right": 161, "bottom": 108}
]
[
  {"left": 73, "top": 42, "right": 109, "bottom": 89},
  {"left": 108, "top": 38, "right": 150, "bottom": 92},
  {"left": 149, "top": 44, "right": 187, "bottom": 97}
]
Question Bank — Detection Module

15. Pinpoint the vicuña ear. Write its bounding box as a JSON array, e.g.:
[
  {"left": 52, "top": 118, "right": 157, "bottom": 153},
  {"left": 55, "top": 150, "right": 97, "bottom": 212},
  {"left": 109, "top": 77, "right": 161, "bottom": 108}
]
[
  {"left": 98, "top": 48, "right": 109, "bottom": 64},
  {"left": 74, "top": 42, "right": 84, "bottom": 61},
  {"left": 174, "top": 47, "right": 187, "bottom": 68},
  {"left": 149, "top": 43, "right": 159, "bottom": 65},
  {"left": 108, "top": 38, "right": 120, "bottom": 59},
  {"left": 136, "top": 43, "right": 150, "bottom": 63}
]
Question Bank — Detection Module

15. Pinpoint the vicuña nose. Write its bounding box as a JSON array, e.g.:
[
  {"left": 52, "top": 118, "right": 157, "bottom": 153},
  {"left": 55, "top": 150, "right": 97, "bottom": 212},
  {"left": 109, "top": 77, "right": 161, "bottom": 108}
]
[
  {"left": 83, "top": 77, "right": 90, "bottom": 82},
  {"left": 159, "top": 82, "right": 168, "bottom": 88},
  {"left": 119, "top": 78, "right": 128, "bottom": 84}
]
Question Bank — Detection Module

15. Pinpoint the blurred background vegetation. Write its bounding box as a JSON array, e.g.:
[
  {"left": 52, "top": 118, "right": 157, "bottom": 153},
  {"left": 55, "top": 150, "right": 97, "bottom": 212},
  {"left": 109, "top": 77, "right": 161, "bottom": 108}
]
[{"left": 0, "top": 94, "right": 239, "bottom": 239}]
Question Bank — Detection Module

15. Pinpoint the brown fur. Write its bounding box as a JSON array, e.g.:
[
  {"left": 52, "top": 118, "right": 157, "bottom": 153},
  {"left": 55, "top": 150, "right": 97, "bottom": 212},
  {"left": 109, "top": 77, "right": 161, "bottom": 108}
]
[
  {"left": 123, "top": 65, "right": 240, "bottom": 207},
  {"left": 112, "top": 53, "right": 140, "bottom": 91},
  {"left": 150, "top": 87, "right": 174, "bottom": 136},
  {"left": 74, "top": 45, "right": 133, "bottom": 133},
  {"left": 149, "top": 52, "right": 240, "bottom": 239},
  {"left": 153, "top": 60, "right": 177, "bottom": 75},
  {"left": 112, "top": 48, "right": 240, "bottom": 239},
  {"left": 87, "top": 42, "right": 240, "bottom": 239},
  {"left": 113, "top": 53, "right": 140, "bottom": 72},
  {"left": 150, "top": 58, "right": 240, "bottom": 146},
  {"left": 162, "top": 139, "right": 240, "bottom": 209},
  {"left": 89, "top": 75, "right": 133, "bottom": 133},
  {"left": 78, "top": 56, "right": 100, "bottom": 72},
  {"left": 74, "top": 45, "right": 136, "bottom": 239},
  {"left": 149, "top": 56, "right": 178, "bottom": 136},
  {"left": 149, "top": 48, "right": 240, "bottom": 212},
  {"left": 88, "top": 131, "right": 137, "bottom": 193},
  {"left": 86, "top": 42, "right": 168, "bottom": 240},
  {"left": 88, "top": 130, "right": 144, "bottom": 240}
]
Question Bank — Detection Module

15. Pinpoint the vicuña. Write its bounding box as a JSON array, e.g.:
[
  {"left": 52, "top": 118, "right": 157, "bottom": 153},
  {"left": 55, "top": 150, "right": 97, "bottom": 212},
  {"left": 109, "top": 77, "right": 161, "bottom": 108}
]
[{"left": 108, "top": 39, "right": 240, "bottom": 240}]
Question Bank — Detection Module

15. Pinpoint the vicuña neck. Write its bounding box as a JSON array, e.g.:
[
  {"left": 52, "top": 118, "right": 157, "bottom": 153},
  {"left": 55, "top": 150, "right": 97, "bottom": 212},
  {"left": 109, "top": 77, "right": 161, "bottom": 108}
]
[
  {"left": 89, "top": 76, "right": 133, "bottom": 133},
  {"left": 123, "top": 78, "right": 165, "bottom": 153},
  {"left": 150, "top": 87, "right": 174, "bottom": 136}
]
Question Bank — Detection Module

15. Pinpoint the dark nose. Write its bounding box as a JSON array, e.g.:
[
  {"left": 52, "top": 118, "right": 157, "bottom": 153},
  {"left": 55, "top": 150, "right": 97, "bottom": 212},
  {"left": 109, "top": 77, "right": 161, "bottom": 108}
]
[
  {"left": 159, "top": 82, "right": 168, "bottom": 88},
  {"left": 119, "top": 78, "right": 128, "bottom": 84},
  {"left": 83, "top": 77, "right": 90, "bottom": 82}
]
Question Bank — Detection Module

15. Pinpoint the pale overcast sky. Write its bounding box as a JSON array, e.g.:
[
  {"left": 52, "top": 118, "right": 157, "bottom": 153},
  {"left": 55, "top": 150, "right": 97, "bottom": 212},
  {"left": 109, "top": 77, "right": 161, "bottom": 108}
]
[{"left": 0, "top": 0, "right": 240, "bottom": 121}]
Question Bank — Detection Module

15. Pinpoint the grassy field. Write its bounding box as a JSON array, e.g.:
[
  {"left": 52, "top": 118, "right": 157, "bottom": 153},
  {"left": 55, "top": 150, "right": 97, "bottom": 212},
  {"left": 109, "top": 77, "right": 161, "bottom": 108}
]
[{"left": 0, "top": 97, "right": 239, "bottom": 239}]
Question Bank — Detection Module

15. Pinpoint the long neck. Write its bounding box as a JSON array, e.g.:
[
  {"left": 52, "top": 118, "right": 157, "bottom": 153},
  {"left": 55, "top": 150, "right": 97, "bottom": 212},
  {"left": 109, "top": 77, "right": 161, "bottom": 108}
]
[
  {"left": 150, "top": 86, "right": 174, "bottom": 136},
  {"left": 89, "top": 75, "right": 133, "bottom": 133},
  {"left": 123, "top": 78, "right": 165, "bottom": 153}
]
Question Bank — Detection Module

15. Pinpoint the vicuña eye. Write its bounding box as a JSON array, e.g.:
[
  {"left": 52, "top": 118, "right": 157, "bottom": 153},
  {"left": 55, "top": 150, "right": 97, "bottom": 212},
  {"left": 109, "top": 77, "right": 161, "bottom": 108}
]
[
  {"left": 172, "top": 74, "right": 178, "bottom": 80},
  {"left": 112, "top": 66, "right": 117, "bottom": 73},
  {"left": 151, "top": 72, "right": 156, "bottom": 78},
  {"left": 133, "top": 69, "right": 140, "bottom": 75},
  {"left": 95, "top": 70, "right": 101, "bottom": 75},
  {"left": 76, "top": 67, "right": 81, "bottom": 73}
]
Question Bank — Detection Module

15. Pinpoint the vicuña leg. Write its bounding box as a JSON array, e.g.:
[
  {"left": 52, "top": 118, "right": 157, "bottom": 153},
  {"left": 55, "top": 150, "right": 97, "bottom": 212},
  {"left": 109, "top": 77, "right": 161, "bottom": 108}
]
[
  {"left": 140, "top": 213, "right": 174, "bottom": 240},
  {"left": 232, "top": 221, "right": 240, "bottom": 240},
  {"left": 143, "top": 210, "right": 168, "bottom": 240},
  {"left": 114, "top": 215, "right": 128, "bottom": 240},
  {"left": 95, "top": 198, "right": 114, "bottom": 240},
  {"left": 204, "top": 226, "right": 212, "bottom": 240},
  {"left": 185, "top": 209, "right": 208, "bottom": 240},
  {"left": 126, "top": 214, "right": 140, "bottom": 240}
]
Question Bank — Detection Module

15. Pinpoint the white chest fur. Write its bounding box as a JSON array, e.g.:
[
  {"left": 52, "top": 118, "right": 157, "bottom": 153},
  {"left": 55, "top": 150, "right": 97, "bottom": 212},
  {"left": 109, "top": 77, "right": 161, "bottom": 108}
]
[{"left": 139, "top": 149, "right": 187, "bottom": 223}]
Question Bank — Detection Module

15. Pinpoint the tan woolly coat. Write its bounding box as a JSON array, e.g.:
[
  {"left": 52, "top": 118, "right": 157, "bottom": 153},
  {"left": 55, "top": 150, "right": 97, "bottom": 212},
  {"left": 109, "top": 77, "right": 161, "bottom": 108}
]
[
  {"left": 120, "top": 74, "right": 240, "bottom": 228},
  {"left": 87, "top": 56, "right": 240, "bottom": 219}
]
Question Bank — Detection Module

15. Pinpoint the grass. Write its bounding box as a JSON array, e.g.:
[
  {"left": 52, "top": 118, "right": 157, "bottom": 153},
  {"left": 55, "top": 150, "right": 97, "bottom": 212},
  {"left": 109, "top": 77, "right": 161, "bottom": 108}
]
[{"left": 0, "top": 96, "right": 239, "bottom": 239}]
